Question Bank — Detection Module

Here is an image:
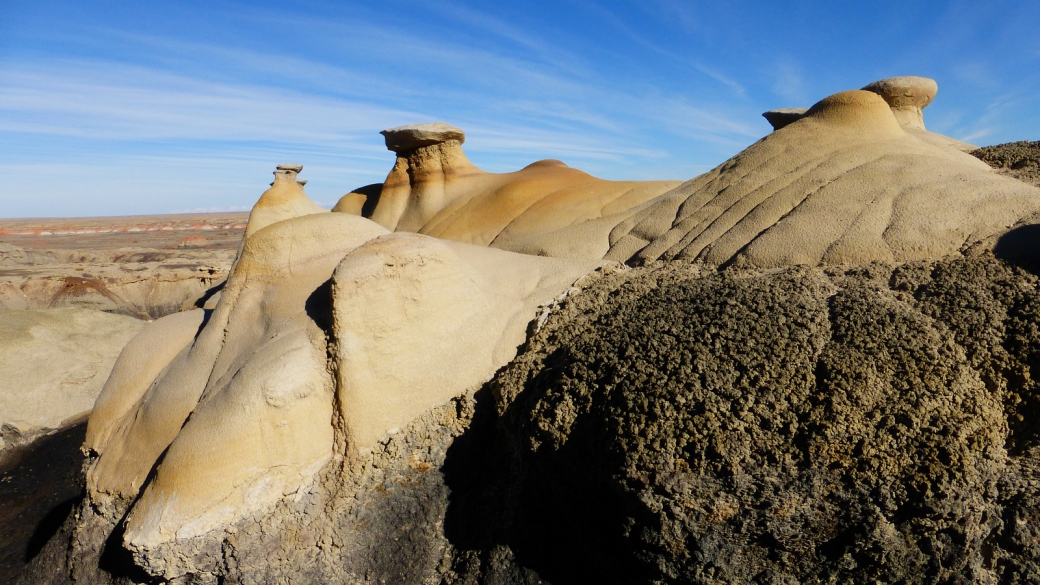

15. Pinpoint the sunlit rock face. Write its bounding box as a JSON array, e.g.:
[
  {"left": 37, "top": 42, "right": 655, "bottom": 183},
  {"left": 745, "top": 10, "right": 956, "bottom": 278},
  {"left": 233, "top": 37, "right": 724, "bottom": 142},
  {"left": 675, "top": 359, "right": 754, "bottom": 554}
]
[
  {"left": 365, "top": 122, "right": 682, "bottom": 260},
  {"left": 607, "top": 88, "right": 1040, "bottom": 267},
  {"left": 21, "top": 77, "right": 1040, "bottom": 584},
  {"left": 71, "top": 165, "right": 600, "bottom": 580}
]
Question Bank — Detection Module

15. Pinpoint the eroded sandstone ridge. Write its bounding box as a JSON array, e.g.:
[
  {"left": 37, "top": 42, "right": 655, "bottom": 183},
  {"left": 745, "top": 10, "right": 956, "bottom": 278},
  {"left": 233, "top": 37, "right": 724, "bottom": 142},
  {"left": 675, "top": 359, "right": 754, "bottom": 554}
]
[
  {"left": 608, "top": 89, "right": 1039, "bottom": 267},
  {"left": 16, "top": 76, "right": 1040, "bottom": 584},
  {"left": 355, "top": 123, "right": 682, "bottom": 259}
]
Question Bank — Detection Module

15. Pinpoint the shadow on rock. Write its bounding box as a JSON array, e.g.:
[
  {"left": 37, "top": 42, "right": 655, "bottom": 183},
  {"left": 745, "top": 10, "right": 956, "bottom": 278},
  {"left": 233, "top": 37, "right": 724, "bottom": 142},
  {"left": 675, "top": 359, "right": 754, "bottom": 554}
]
[
  {"left": 994, "top": 223, "right": 1040, "bottom": 273},
  {"left": 0, "top": 422, "right": 86, "bottom": 582}
]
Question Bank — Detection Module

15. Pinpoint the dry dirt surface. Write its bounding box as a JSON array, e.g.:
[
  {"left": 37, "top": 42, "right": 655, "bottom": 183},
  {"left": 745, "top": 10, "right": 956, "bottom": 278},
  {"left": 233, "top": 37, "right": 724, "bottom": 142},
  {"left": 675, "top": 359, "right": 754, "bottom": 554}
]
[
  {"left": 973, "top": 141, "right": 1040, "bottom": 188},
  {"left": 0, "top": 213, "right": 246, "bottom": 318}
]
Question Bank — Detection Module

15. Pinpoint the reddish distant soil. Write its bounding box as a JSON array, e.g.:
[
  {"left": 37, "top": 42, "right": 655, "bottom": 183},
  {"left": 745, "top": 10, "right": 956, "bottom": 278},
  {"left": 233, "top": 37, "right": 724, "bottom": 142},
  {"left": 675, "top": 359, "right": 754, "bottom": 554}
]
[
  {"left": 0, "top": 212, "right": 248, "bottom": 251},
  {"left": 0, "top": 213, "right": 247, "bottom": 318}
]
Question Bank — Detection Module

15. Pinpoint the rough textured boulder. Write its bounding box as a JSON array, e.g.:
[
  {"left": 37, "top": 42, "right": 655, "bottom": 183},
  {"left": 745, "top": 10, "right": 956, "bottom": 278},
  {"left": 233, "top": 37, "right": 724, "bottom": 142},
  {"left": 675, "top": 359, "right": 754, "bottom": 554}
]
[
  {"left": 367, "top": 124, "right": 681, "bottom": 259},
  {"left": 464, "top": 255, "right": 1040, "bottom": 583},
  {"left": 975, "top": 141, "right": 1040, "bottom": 189},
  {"left": 606, "top": 90, "right": 1040, "bottom": 267},
  {"left": 0, "top": 308, "right": 143, "bottom": 444}
]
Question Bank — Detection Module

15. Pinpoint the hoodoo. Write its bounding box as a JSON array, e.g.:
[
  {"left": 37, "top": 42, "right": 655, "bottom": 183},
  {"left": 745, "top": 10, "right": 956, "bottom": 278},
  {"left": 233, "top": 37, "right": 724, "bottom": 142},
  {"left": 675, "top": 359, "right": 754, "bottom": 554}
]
[
  {"left": 363, "top": 122, "right": 681, "bottom": 259},
  {"left": 607, "top": 87, "right": 1040, "bottom": 267},
  {"left": 244, "top": 164, "right": 327, "bottom": 238},
  {"left": 861, "top": 75, "right": 938, "bottom": 130}
]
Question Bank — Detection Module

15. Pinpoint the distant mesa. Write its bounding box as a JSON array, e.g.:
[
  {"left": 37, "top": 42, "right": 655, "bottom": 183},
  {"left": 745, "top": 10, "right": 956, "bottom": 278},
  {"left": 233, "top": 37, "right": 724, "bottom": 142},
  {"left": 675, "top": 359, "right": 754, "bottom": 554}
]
[{"left": 380, "top": 122, "right": 466, "bottom": 152}]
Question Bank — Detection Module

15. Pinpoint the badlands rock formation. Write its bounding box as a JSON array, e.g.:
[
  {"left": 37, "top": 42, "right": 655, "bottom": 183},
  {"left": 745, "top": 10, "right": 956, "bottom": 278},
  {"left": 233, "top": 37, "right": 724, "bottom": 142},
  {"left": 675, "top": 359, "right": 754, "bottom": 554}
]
[
  {"left": 609, "top": 89, "right": 1040, "bottom": 267},
  {"left": 54, "top": 167, "right": 603, "bottom": 582},
  {"left": 0, "top": 213, "right": 240, "bottom": 318},
  {"left": 17, "top": 76, "right": 1040, "bottom": 584},
  {"left": 358, "top": 123, "right": 681, "bottom": 259}
]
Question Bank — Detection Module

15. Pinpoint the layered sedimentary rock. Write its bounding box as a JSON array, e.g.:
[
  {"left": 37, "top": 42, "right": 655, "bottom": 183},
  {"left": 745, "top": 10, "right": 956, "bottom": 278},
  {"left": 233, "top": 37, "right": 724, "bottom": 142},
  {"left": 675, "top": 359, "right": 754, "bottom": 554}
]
[
  {"left": 608, "top": 89, "right": 1040, "bottom": 267},
  {"left": 72, "top": 174, "right": 601, "bottom": 580},
  {"left": 0, "top": 243, "right": 232, "bottom": 318},
  {"left": 0, "top": 214, "right": 242, "bottom": 317},
  {"left": 364, "top": 123, "right": 681, "bottom": 259}
]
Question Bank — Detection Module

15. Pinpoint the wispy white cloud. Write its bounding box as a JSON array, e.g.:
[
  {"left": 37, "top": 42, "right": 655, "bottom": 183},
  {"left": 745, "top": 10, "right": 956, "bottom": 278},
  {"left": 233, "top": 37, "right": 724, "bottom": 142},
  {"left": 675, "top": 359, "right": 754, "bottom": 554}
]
[
  {"left": 642, "top": 97, "right": 762, "bottom": 144},
  {"left": 574, "top": 1, "right": 747, "bottom": 97},
  {"left": 770, "top": 57, "right": 809, "bottom": 105},
  {"left": 960, "top": 128, "right": 994, "bottom": 142},
  {"left": 426, "top": 1, "right": 589, "bottom": 73},
  {"left": 0, "top": 4, "right": 779, "bottom": 216},
  {"left": 949, "top": 60, "right": 998, "bottom": 89},
  {"left": 0, "top": 61, "right": 421, "bottom": 144}
]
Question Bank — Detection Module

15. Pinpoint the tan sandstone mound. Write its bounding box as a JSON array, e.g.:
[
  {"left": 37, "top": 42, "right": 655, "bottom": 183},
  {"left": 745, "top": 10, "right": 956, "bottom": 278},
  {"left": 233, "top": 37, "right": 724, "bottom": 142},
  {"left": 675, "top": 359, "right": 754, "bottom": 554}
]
[
  {"left": 363, "top": 123, "right": 681, "bottom": 259},
  {"left": 82, "top": 172, "right": 601, "bottom": 567},
  {"left": 244, "top": 164, "right": 327, "bottom": 238},
  {"left": 606, "top": 89, "right": 1040, "bottom": 267},
  {"left": 761, "top": 76, "right": 976, "bottom": 152}
]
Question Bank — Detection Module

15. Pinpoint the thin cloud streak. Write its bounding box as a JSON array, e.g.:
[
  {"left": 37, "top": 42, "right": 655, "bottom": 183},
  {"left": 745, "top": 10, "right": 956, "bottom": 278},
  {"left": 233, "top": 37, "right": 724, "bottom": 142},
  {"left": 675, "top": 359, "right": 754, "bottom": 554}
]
[{"left": 581, "top": 1, "right": 747, "bottom": 96}]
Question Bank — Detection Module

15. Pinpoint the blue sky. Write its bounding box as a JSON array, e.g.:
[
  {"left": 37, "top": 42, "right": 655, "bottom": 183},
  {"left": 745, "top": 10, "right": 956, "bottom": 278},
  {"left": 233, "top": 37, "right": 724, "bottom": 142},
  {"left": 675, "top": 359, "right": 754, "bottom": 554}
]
[{"left": 1, "top": 1, "right": 1038, "bottom": 218}]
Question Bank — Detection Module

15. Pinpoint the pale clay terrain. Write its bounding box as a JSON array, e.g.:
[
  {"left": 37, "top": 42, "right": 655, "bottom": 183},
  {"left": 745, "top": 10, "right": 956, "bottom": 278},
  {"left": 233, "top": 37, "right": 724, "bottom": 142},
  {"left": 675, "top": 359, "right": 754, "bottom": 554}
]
[{"left": 6, "top": 76, "right": 1040, "bottom": 583}]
